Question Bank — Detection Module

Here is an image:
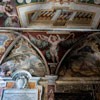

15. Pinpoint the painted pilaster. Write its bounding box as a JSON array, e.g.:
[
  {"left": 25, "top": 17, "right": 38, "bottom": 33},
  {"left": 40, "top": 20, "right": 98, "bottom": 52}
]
[{"left": 45, "top": 75, "right": 58, "bottom": 100}]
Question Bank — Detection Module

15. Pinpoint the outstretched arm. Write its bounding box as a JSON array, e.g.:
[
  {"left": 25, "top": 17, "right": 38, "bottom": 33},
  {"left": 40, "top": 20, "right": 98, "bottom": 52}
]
[
  {"left": 71, "top": 33, "right": 75, "bottom": 39},
  {"left": 58, "top": 33, "right": 75, "bottom": 41},
  {"left": 37, "top": 35, "right": 48, "bottom": 41},
  {"left": 42, "top": 35, "right": 49, "bottom": 41},
  {"left": 48, "top": 35, "right": 52, "bottom": 43},
  {"left": 37, "top": 35, "right": 42, "bottom": 40},
  {"left": 56, "top": 35, "right": 61, "bottom": 41},
  {"left": 5, "top": 11, "right": 18, "bottom": 17},
  {"left": 4, "top": 10, "right": 11, "bottom": 17},
  {"left": 57, "top": 35, "right": 66, "bottom": 41},
  {"left": 66, "top": 34, "right": 72, "bottom": 40},
  {"left": 55, "top": 34, "right": 66, "bottom": 42},
  {"left": 65, "top": 33, "right": 75, "bottom": 40}
]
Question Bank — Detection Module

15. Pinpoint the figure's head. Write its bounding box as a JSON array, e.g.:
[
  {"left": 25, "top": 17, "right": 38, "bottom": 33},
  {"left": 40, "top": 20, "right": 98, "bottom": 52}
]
[
  {"left": 5, "top": 3, "right": 13, "bottom": 13},
  {"left": 51, "top": 35, "right": 57, "bottom": 42}
]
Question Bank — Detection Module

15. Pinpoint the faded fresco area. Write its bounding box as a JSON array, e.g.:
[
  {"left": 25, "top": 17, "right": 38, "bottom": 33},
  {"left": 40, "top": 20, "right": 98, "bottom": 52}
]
[
  {"left": 0, "top": 31, "right": 97, "bottom": 77},
  {"left": 0, "top": 31, "right": 90, "bottom": 77},
  {"left": 57, "top": 33, "right": 100, "bottom": 77},
  {"left": 0, "top": 32, "right": 99, "bottom": 100}
]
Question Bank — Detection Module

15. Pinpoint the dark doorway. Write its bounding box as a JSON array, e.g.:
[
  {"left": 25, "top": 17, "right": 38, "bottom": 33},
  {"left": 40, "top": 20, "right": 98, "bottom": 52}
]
[{"left": 54, "top": 92, "right": 94, "bottom": 100}]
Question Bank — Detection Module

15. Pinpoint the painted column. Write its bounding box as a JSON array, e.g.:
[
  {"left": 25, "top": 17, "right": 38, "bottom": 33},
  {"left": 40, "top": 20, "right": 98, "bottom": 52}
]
[{"left": 45, "top": 75, "right": 58, "bottom": 100}]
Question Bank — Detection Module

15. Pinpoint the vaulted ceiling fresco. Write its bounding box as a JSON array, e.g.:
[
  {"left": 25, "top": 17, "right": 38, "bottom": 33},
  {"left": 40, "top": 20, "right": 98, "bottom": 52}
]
[
  {"left": 0, "top": 1, "right": 100, "bottom": 100},
  {"left": 0, "top": 31, "right": 100, "bottom": 79}
]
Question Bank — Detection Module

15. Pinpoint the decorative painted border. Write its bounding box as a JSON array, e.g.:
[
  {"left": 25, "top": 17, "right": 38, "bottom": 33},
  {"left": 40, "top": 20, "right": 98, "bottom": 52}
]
[
  {"left": 25, "top": 9, "right": 54, "bottom": 26},
  {"left": 16, "top": 2, "right": 99, "bottom": 29},
  {"left": 16, "top": 2, "right": 54, "bottom": 27}
]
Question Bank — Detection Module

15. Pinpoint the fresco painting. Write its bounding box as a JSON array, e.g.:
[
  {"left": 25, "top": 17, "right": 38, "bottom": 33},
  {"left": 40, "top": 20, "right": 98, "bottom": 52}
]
[
  {"left": 0, "top": 33, "right": 15, "bottom": 60},
  {"left": 0, "top": 0, "right": 100, "bottom": 100},
  {"left": 0, "top": 31, "right": 99, "bottom": 100},
  {"left": 0, "top": 37, "right": 47, "bottom": 77},
  {"left": 57, "top": 33, "right": 100, "bottom": 77}
]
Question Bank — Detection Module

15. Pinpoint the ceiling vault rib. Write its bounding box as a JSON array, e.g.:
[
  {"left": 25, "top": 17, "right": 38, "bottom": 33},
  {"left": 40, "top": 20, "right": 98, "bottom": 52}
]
[{"left": 0, "top": 36, "right": 22, "bottom": 64}]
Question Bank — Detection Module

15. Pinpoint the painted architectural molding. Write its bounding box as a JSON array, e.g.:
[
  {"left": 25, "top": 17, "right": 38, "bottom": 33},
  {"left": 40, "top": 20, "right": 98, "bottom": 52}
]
[
  {"left": 0, "top": 0, "right": 100, "bottom": 28},
  {"left": 1, "top": 70, "right": 43, "bottom": 100}
]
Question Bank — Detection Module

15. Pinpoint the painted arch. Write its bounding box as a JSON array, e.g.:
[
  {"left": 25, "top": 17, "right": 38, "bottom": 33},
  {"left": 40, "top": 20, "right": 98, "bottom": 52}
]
[
  {"left": 56, "top": 32, "right": 100, "bottom": 78},
  {"left": 0, "top": 30, "right": 50, "bottom": 77}
]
